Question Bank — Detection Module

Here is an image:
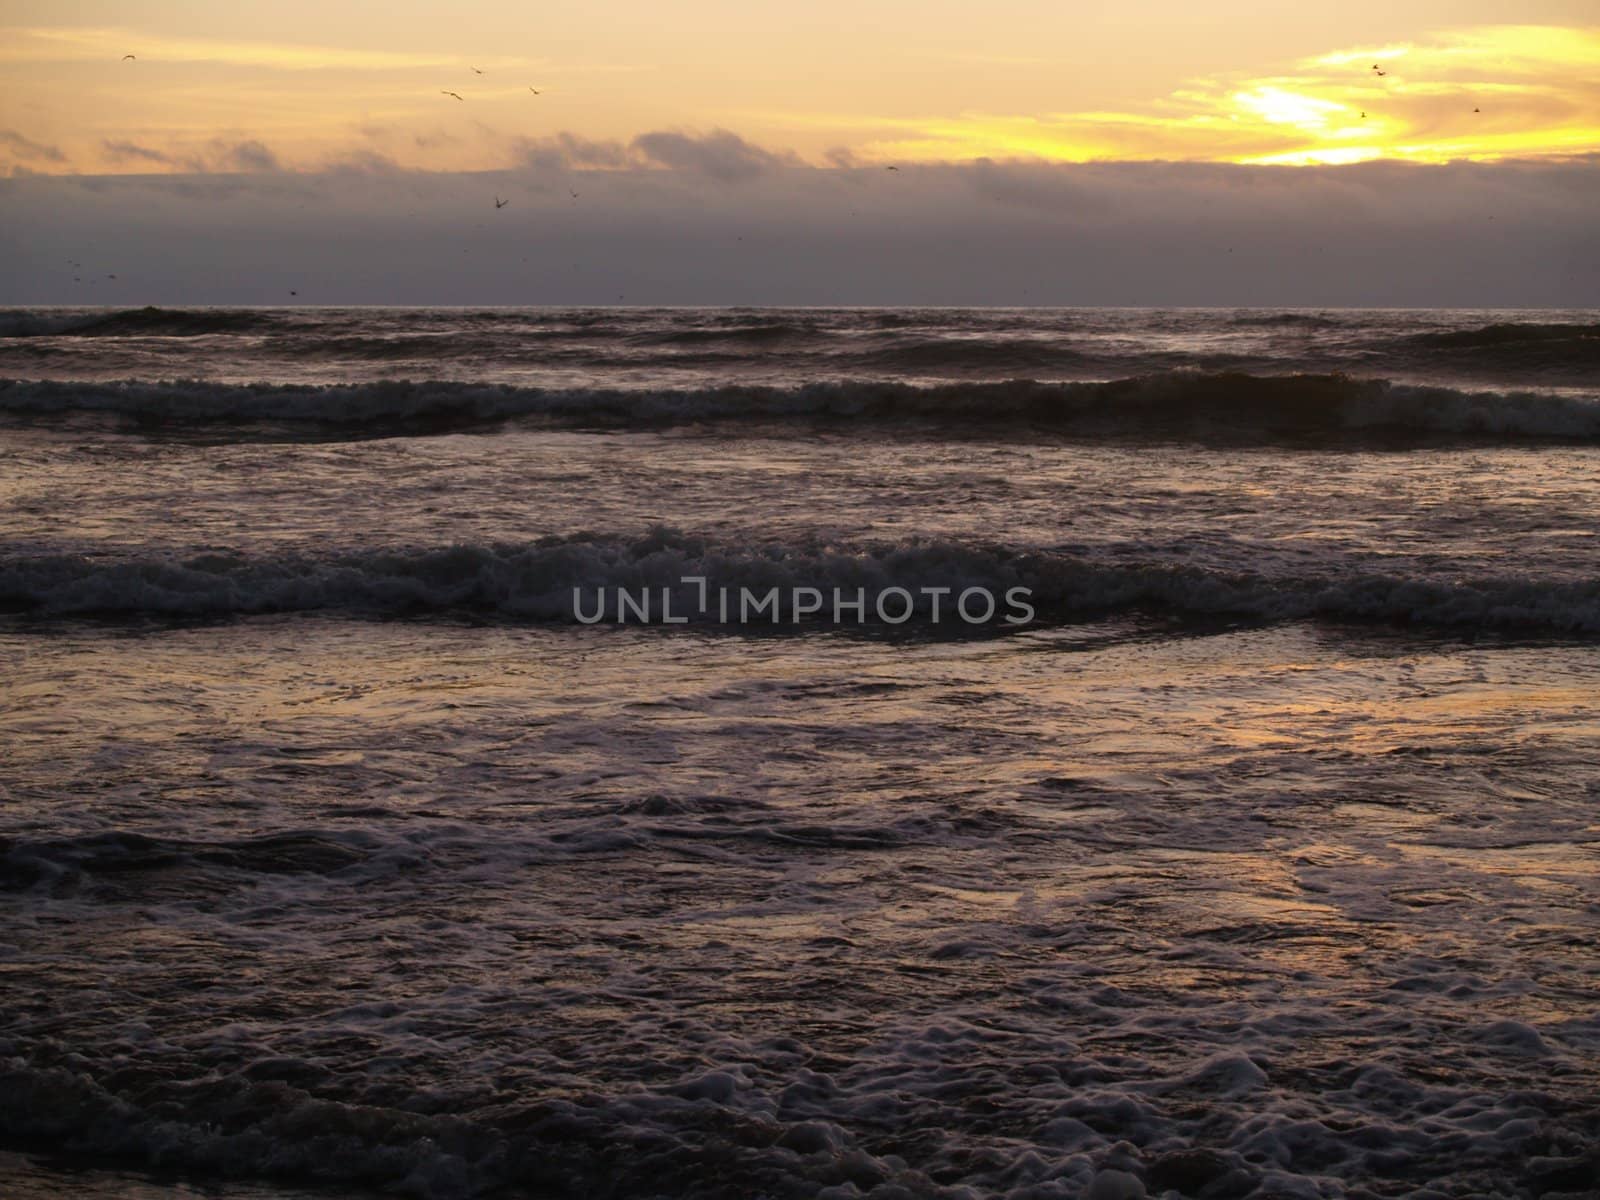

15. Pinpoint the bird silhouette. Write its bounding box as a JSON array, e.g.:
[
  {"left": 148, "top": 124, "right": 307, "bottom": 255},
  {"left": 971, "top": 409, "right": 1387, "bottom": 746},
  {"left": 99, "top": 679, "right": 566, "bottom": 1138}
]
[
  {"left": 472, "top": 67, "right": 483, "bottom": 75},
  {"left": 494, "top": 196, "right": 508, "bottom": 209},
  {"left": 441, "top": 90, "right": 463, "bottom": 101},
  {"left": 122, "top": 54, "right": 136, "bottom": 61},
  {"left": 885, "top": 165, "right": 900, "bottom": 171},
  {"left": 529, "top": 87, "right": 541, "bottom": 94},
  {"left": 1360, "top": 111, "right": 1367, "bottom": 119}
]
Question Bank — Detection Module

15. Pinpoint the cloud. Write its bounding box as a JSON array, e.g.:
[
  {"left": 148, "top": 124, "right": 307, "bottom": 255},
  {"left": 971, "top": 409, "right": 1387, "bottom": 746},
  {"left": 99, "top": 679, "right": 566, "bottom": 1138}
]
[
  {"left": 514, "top": 129, "right": 793, "bottom": 182},
  {"left": 629, "top": 129, "right": 792, "bottom": 181},
  {"left": 0, "top": 130, "right": 66, "bottom": 164},
  {"left": 219, "top": 140, "right": 280, "bottom": 173},
  {"left": 95, "top": 138, "right": 281, "bottom": 174},
  {"left": 963, "top": 158, "right": 1111, "bottom": 214},
  {"left": 101, "top": 139, "right": 177, "bottom": 166},
  {"left": 516, "top": 132, "right": 632, "bottom": 171},
  {"left": 3, "top": 158, "right": 1594, "bottom": 307},
  {"left": 321, "top": 148, "right": 403, "bottom": 175}
]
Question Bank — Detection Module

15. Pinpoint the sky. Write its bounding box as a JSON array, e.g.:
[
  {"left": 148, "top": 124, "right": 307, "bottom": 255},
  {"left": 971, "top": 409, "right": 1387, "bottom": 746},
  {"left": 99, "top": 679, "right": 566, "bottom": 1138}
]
[{"left": 2, "top": 1, "right": 1597, "bottom": 304}]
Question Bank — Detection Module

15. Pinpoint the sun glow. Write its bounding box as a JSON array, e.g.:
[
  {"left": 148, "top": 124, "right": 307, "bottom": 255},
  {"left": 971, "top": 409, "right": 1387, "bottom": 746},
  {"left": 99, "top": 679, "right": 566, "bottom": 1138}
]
[
  {"left": 1232, "top": 87, "right": 1348, "bottom": 130},
  {"left": 843, "top": 25, "right": 1599, "bottom": 167}
]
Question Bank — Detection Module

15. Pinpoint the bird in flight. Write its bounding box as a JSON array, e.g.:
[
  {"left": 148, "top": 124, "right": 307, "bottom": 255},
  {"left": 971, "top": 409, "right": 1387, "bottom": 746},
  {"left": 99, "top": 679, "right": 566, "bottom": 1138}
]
[
  {"left": 1360, "top": 111, "right": 1367, "bottom": 119},
  {"left": 1474, "top": 106, "right": 1481, "bottom": 113},
  {"left": 289, "top": 290, "right": 298, "bottom": 296},
  {"left": 885, "top": 165, "right": 900, "bottom": 171},
  {"left": 472, "top": 67, "right": 484, "bottom": 75},
  {"left": 569, "top": 189, "right": 580, "bottom": 198},
  {"left": 529, "top": 87, "right": 541, "bottom": 94},
  {"left": 442, "top": 90, "right": 463, "bottom": 101},
  {"left": 494, "top": 196, "right": 508, "bottom": 209},
  {"left": 122, "top": 54, "right": 136, "bottom": 61}
]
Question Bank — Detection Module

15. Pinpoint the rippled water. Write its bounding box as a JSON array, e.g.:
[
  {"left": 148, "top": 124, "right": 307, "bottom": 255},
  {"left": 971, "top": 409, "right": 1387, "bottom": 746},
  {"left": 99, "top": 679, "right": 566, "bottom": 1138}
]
[{"left": 2, "top": 308, "right": 1598, "bottom": 1199}]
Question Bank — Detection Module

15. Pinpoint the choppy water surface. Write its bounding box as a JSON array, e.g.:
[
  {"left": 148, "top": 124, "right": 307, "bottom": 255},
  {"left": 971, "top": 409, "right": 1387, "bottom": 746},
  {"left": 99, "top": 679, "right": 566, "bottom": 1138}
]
[{"left": 2, "top": 308, "right": 1598, "bottom": 1199}]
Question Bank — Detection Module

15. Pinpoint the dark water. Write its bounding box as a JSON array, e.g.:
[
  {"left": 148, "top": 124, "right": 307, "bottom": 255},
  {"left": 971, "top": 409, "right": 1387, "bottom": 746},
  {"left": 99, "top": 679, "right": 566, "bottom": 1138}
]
[{"left": 2, "top": 308, "right": 1598, "bottom": 1199}]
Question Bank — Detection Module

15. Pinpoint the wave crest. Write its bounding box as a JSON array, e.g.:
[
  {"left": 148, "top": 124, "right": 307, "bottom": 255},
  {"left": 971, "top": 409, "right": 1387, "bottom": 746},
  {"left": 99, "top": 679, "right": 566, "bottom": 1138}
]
[
  {"left": 1404, "top": 321, "right": 1600, "bottom": 349},
  {"left": 4, "top": 533, "right": 1597, "bottom": 633},
  {"left": 2, "top": 372, "right": 1597, "bottom": 441},
  {"left": 0, "top": 306, "right": 285, "bottom": 338}
]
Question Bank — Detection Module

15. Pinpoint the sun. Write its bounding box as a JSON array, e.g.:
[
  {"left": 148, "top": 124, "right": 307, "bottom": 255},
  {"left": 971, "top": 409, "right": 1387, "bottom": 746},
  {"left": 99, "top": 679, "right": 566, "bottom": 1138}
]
[{"left": 1231, "top": 86, "right": 1348, "bottom": 131}]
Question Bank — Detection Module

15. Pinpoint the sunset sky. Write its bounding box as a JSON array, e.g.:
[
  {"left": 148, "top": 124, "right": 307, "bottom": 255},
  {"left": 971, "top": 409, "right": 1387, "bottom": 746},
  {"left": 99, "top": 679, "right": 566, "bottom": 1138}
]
[
  {"left": 2, "top": 1, "right": 1597, "bottom": 303},
  {"left": 4, "top": 0, "right": 1598, "bottom": 172}
]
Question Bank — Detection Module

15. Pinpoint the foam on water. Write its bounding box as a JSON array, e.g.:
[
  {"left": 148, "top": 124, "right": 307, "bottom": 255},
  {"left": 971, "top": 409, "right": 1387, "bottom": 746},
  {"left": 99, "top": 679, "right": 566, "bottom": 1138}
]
[
  {"left": 3, "top": 622, "right": 1598, "bottom": 1199},
  {"left": 3, "top": 306, "right": 1598, "bottom": 1199}
]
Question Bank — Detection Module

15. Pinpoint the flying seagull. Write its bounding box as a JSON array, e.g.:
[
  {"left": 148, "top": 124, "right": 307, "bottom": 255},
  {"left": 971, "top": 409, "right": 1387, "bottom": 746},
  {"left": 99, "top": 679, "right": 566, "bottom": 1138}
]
[
  {"left": 441, "top": 90, "right": 463, "bottom": 101},
  {"left": 472, "top": 67, "right": 484, "bottom": 75},
  {"left": 569, "top": 189, "right": 580, "bottom": 198},
  {"left": 529, "top": 87, "right": 541, "bottom": 94},
  {"left": 1373, "top": 68, "right": 1386, "bottom": 77},
  {"left": 885, "top": 165, "right": 900, "bottom": 171},
  {"left": 122, "top": 54, "right": 136, "bottom": 61},
  {"left": 494, "top": 196, "right": 508, "bottom": 209}
]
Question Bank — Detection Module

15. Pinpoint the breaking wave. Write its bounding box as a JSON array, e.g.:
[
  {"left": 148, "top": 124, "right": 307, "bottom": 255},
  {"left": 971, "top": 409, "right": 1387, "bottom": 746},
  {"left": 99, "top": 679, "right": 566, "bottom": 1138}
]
[
  {"left": 2, "top": 372, "right": 1598, "bottom": 441},
  {"left": 4, "top": 533, "right": 1598, "bottom": 633}
]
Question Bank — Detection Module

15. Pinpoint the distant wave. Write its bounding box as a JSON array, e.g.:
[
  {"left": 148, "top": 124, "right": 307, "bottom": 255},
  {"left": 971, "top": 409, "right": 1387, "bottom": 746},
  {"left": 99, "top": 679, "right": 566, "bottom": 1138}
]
[
  {"left": 2, "top": 372, "right": 1597, "bottom": 442},
  {"left": 5, "top": 533, "right": 1598, "bottom": 633},
  {"left": 629, "top": 320, "right": 821, "bottom": 346},
  {"left": 0, "top": 312, "right": 103, "bottom": 338},
  {"left": 859, "top": 337, "right": 1094, "bottom": 372},
  {"left": 1403, "top": 321, "right": 1600, "bottom": 349},
  {"left": 1227, "top": 313, "right": 1347, "bottom": 329},
  {"left": 0, "top": 306, "right": 287, "bottom": 338},
  {"left": 7, "top": 309, "right": 1600, "bottom": 381},
  {"left": 1393, "top": 321, "right": 1600, "bottom": 373}
]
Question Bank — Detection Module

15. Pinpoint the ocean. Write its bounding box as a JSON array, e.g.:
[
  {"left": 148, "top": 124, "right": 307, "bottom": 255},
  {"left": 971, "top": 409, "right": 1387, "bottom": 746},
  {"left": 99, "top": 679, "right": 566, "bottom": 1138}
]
[{"left": 1, "top": 306, "right": 1597, "bottom": 1199}]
